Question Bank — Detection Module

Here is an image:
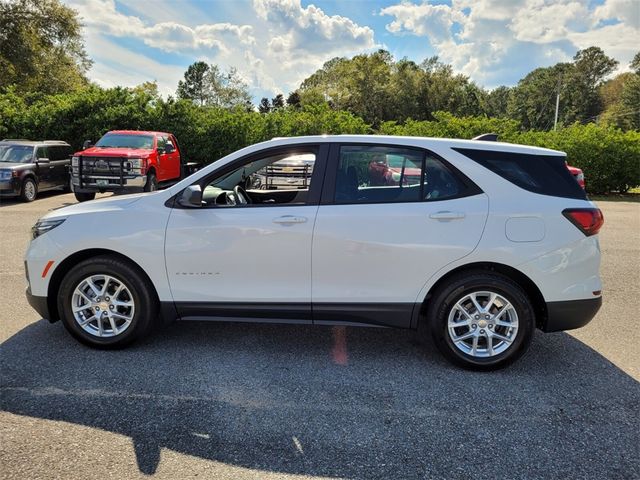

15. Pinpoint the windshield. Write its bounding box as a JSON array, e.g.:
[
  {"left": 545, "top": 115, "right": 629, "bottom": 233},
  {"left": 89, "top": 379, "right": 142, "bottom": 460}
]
[
  {"left": 95, "top": 134, "right": 154, "bottom": 149},
  {"left": 0, "top": 145, "right": 34, "bottom": 163}
]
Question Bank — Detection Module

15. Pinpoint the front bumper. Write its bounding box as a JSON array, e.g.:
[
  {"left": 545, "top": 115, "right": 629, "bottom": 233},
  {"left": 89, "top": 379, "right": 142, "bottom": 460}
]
[
  {"left": 0, "top": 178, "right": 20, "bottom": 196},
  {"left": 26, "top": 287, "right": 55, "bottom": 321},
  {"left": 541, "top": 297, "right": 602, "bottom": 332},
  {"left": 72, "top": 174, "right": 147, "bottom": 192}
]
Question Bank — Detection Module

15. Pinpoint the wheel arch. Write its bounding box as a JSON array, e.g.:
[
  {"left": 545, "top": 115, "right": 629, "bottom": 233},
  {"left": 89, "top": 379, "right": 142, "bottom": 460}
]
[
  {"left": 47, "top": 248, "right": 161, "bottom": 322},
  {"left": 414, "top": 262, "right": 547, "bottom": 330}
]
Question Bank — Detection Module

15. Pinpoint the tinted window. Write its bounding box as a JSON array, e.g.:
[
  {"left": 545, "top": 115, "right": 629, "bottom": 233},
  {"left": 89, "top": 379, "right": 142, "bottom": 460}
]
[
  {"left": 335, "top": 146, "right": 467, "bottom": 204},
  {"left": 48, "top": 145, "right": 72, "bottom": 161},
  {"left": 454, "top": 148, "right": 587, "bottom": 200},
  {"left": 35, "top": 146, "right": 48, "bottom": 159}
]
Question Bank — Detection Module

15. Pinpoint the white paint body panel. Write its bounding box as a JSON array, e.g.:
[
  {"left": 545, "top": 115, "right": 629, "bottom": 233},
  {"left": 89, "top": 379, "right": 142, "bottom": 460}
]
[
  {"left": 25, "top": 135, "right": 602, "bottom": 316},
  {"left": 165, "top": 205, "right": 318, "bottom": 302},
  {"left": 312, "top": 195, "right": 489, "bottom": 303}
]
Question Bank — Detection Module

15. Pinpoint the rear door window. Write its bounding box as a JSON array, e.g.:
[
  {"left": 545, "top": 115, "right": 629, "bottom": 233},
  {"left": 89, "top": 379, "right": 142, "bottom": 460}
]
[
  {"left": 454, "top": 148, "right": 587, "bottom": 200},
  {"left": 334, "top": 145, "right": 470, "bottom": 204}
]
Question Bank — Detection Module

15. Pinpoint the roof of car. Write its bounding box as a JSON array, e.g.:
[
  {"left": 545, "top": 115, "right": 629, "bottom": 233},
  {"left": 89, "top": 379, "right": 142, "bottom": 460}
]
[
  {"left": 107, "top": 130, "right": 171, "bottom": 136},
  {"left": 0, "top": 140, "right": 70, "bottom": 146},
  {"left": 267, "top": 135, "right": 565, "bottom": 156}
]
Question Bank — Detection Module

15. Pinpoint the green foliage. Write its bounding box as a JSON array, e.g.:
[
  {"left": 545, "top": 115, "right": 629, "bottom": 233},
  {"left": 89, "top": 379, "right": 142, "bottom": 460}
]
[
  {"left": 0, "top": 0, "right": 91, "bottom": 94},
  {"left": 176, "top": 62, "right": 252, "bottom": 108},
  {"left": 0, "top": 88, "right": 368, "bottom": 165},
  {"left": 384, "top": 115, "right": 639, "bottom": 193}
]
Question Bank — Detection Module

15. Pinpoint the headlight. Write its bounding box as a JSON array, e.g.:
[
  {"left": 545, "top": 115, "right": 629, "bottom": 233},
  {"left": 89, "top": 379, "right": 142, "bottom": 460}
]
[
  {"left": 0, "top": 170, "right": 12, "bottom": 179},
  {"left": 129, "top": 158, "right": 143, "bottom": 168},
  {"left": 72, "top": 156, "right": 79, "bottom": 166},
  {"left": 32, "top": 219, "right": 65, "bottom": 239}
]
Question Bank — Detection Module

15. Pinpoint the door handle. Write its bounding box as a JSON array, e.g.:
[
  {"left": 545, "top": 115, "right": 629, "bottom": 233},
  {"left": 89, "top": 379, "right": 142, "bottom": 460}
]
[
  {"left": 273, "top": 215, "right": 307, "bottom": 224},
  {"left": 429, "top": 211, "right": 466, "bottom": 220}
]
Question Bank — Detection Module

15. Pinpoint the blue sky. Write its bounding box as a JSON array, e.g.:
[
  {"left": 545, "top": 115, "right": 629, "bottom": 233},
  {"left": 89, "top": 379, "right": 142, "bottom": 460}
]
[{"left": 63, "top": 0, "right": 639, "bottom": 101}]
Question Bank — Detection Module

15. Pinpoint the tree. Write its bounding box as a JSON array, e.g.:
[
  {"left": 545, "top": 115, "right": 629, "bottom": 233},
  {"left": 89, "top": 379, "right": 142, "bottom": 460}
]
[
  {"left": 486, "top": 86, "right": 511, "bottom": 117},
  {"left": 176, "top": 61, "right": 211, "bottom": 106},
  {"left": 631, "top": 52, "right": 640, "bottom": 74},
  {"left": 0, "top": 0, "right": 91, "bottom": 94},
  {"left": 258, "top": 97, "right": 271, "bottom": 113},
  {"left": 271, "top": 93, "right": 285, "bottom": 110},
  {"left": 286, "top": 91, "right": 301, "bottom": 108},
  {"left": 177, "top": 62, "right": 251, "bottom": 108}
]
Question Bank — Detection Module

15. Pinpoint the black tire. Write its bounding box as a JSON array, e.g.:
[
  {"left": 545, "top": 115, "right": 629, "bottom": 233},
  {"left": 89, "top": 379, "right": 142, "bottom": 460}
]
[
  {"left": 20, "top": 177, "right": 37, "bottom": 202},
  {"left": 427, "top": 271, "right": 535, "bottom": 370},
  {"left": 62, "top": 176, "right": 72, "bottom": 193},
  {"left": 57, "top": 255, "right": 158, "bottom": 349},
  {"left": 74, "top": 191, "right": 96, "bottom": 202},
  {"left": 144, "top": 171, "right": 158, "bottom": 192}
]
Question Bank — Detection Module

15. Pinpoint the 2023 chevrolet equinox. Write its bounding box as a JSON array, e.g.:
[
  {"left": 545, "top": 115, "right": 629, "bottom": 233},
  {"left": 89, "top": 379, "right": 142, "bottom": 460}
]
[{"left": 25, "top": 135, "right": 603, "bottom": 369}]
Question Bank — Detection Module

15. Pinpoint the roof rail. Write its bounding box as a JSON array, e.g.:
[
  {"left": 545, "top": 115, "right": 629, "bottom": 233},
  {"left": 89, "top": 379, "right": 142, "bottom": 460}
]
[
  {"left": 1, "top": 138, "right": 30, "bottom": 142},
  {"left": 472, "top": 133, "right": 499, "bottom": 142},
  {"left": 43, "top": 140, "right": 69, "bottom": 144}
]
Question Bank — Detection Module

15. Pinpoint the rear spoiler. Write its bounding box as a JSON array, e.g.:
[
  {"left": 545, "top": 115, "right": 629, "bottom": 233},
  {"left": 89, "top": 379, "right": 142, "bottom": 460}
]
[{"left": 472, "top": 133, "right": 499, "bottom": 142}]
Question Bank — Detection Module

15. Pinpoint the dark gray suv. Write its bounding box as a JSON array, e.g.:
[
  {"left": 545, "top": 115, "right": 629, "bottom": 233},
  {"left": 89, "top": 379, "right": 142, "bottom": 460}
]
[{"left": 0, "top": 140, "right": 73, "bottom": 202}]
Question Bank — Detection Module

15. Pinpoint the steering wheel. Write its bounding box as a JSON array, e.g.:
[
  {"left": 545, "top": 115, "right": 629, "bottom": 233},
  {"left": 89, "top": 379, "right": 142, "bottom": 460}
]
[{"left": 233, "top": 185, "right": 251, "bottom": 205}]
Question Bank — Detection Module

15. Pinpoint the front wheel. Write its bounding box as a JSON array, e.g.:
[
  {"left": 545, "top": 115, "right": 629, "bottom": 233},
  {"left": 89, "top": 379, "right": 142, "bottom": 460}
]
[
  {"left": 58, "top": 255, "right": 157, "bottom": 348},
  {"left": 74, "top": 191, "right": 96, "bottom": 202},
  {"left": 20, "top": 178, "right": 37, "bottom": 202},
  {"left": 144, "top": 172, "right": 158, "bottom": 192},
  {"left": 428, "top": 272, "right": 535, "bottom": 370}
]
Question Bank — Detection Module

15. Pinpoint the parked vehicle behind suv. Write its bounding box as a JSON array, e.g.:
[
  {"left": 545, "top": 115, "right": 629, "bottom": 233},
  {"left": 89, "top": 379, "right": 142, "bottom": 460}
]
[
  {"left": 71, "top": 130, "right": 182, "bottom": 202},
  {"left": 0, "top": 140, "right": 72, "bottom": 202},
  {"left": 25, "top": 135, "right": 603, "bottom": 370}
]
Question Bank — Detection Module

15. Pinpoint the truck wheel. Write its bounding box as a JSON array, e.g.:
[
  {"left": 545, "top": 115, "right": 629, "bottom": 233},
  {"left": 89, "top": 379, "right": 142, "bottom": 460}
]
[
  {"left": 57, "top": 255, "right": 157, "bottom": 348},
  {"left": 74, "top": 192, "right": 96, "bottom": 202},
  {"left": 144, "top": 172, "right": 158, "bottom": 192},
  {"left": 427, "top": 272, "right": 535, "bottom": 370},
  {"left": 20, "top": 178, "right": 38, "bottom": 202}
]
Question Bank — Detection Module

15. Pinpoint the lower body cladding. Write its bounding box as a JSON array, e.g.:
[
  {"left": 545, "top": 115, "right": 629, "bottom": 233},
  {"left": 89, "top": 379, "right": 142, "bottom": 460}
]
[
  {"left": 26, "top": 290, "right": 601, "bottom": 334},
  {"left": 167, "top": 299, "right": 602, "bottom": 332}
]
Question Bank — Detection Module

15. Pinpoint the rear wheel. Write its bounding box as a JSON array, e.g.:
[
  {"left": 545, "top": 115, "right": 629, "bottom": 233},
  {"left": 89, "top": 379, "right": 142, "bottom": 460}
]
[
  {"left": 58, "top": 255, "right": 157, "bottom": 348},
  {"left": 428, "top": 272, "right": 535, "bottom": 370},
  {"left": 20, "top": 178, "right": 37, "bottom": 202},
  {"left": 74, "top": 191, "right": 96, "bottom": 202}
]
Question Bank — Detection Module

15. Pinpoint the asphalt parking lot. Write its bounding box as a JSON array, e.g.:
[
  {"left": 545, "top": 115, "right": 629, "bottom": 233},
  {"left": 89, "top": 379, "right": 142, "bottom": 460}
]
[{"left": 1, "top": 192, "right": 639, "bottom": 479}]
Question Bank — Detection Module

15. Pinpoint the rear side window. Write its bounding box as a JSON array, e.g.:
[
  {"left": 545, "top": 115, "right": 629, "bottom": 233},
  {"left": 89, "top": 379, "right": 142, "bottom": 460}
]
[
  {"left": 334, "top": 145, "right": 471, "bottom": 204},
  {"left": 454, "top": 148, "right": 587, "bottom": 200}
]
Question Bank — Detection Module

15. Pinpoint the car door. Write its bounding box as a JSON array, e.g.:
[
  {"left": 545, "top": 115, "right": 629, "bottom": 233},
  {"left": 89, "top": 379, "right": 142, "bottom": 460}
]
[
  {"left": 165, "top": 134, "right": 181, "bottom": 180},
  {"left": 48, "top": 145, "right": 71, "bottom": 188},
  {"left": 155, "top": 135, "right": 168, "bottom": 180},
  {"left": 34, "top": 146, "right": 53, "bottom": 189},
  {"left": 165, "top": 143, "right": 329, "bottom": 322},
  {"left": 311, "top": 143, "right": 489, "bottom": 328}
]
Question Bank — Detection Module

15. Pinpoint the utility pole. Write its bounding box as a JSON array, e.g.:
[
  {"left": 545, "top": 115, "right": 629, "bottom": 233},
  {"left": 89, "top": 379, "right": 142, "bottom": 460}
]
[{"left": 553, "top": 75, "right": 561, "bottom": 131}]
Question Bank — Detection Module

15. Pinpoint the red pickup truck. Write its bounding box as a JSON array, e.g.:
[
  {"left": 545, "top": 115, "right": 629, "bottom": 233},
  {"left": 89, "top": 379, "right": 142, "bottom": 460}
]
[{"left": 70, "top": 130, "right": 182, "bottom": 202}]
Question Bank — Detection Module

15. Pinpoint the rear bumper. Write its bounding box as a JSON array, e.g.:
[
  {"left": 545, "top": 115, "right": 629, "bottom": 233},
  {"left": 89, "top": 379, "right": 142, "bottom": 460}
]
[
  {"left": 26, "top": 288, "right": 55, "bottom": 322},
  {"left": 541, "top": 297, "right": 602, "bottom": 332}
]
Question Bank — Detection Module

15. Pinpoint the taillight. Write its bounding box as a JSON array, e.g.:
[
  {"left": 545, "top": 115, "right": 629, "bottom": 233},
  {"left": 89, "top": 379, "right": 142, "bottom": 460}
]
[{"left": 562, "top": 208, "right": 604, "bottom": 236}]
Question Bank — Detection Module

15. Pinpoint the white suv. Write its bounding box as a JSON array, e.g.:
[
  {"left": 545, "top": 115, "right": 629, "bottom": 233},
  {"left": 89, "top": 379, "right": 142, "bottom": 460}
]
[{"left": 25, "top": 135, "right": 603, "bottom": 369}]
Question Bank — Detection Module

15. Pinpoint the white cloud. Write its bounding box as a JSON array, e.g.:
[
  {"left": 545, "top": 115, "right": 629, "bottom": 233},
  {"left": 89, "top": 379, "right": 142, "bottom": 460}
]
[
  {"left": 380, "top": 2, "right": 462, "bottom": 43},
  {"left": 381, "top": 0, "right": 640, "bottom": 87},
  {"left": 64, "top": 0, "right": 377, "bottom": 98}
]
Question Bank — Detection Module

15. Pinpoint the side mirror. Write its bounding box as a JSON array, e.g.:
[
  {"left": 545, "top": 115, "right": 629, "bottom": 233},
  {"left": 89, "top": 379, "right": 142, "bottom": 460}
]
[
  {"left": 36, "top": 158, "right": 50, "bottom": 164},
  {"left": 82, "top": 140, "right": 93, "bottom": 150},
  {"left": 165, "top": 144, "right": 175, "bottom": 154},
  {"left": 178, "top": 185, "right": 202, "bottom": 207}
]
